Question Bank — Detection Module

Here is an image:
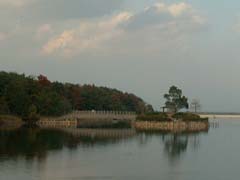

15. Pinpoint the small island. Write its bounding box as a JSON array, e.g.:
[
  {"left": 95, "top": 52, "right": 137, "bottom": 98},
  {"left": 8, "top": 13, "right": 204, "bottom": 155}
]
[{"left": 135, "top": 86, "right": 209, "bottom": 132}]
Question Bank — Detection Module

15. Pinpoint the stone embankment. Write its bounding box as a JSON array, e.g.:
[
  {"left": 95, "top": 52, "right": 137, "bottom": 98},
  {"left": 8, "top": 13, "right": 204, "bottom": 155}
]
[
  {"left": 0, "top": 115, "right": 23, "bottom": 129},
  {"left": 38, "top": 111, "right": 136, "bottom": 128},
  {"left": 37, "top": 117, "right": 77, "bottom": 128},
  {"left": 135, "top": 121, "right": 209, "bottom": 132}
]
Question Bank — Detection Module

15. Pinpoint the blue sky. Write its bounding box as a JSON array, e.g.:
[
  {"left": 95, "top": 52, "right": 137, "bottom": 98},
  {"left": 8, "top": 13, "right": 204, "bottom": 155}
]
[{"left": 1, "top": 0, "right": 240, "bottom": 112}]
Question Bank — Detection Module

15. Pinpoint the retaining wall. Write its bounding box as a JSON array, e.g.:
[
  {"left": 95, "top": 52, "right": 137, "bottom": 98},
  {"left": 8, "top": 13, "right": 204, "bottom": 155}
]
[
  {"left": 37, "top": 117, "right": 77, "bottom": 128},
  {"left": 135, "top": 121, "right": 209, "bottom": 132}
]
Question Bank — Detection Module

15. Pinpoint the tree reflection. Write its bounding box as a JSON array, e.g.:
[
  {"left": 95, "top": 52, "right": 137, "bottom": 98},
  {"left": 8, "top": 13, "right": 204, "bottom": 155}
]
[
  {"left": 137, "top": 130, "right": 208, "bottom": 163},
  {"left": 0, "top": 128, "right": 135, "bottom": 161},
  {"left": 0, "top": 128, "right": 208, "bottom": 164},
  {"left": 162, "top": 131, "right": 208, "bottom": 163},
  {"left": 163, "top": 133, "right": 188, "bottom": 160},
  {"left": 0, "top": 128, "right": 72, "bottom": 161}
]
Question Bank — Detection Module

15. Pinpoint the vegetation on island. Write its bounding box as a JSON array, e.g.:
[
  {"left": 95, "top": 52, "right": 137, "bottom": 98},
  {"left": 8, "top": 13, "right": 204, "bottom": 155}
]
[
  {"left": 136, "top": 112, "right": 208, "bottom": 122},
  {"left": 0, "top": 71, "right": 153, "bottom": 124},
  {"left": 164, "top": 86, "right": 189, "bottom": 113},
  {"left": 137, "top": 112, "right": 170, "bottom": 122},
  {"left": 137, "top": 86, "right": 208, "bottom": 122},
  {"left": 172, "top": 112, "right": 208, "bottom": 122}
]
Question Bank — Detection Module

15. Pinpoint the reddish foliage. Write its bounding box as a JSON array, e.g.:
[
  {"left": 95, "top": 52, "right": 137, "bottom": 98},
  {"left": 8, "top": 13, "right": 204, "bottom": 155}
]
[{"left": 38, "top": 75, "right": 51, "bottom": 86}]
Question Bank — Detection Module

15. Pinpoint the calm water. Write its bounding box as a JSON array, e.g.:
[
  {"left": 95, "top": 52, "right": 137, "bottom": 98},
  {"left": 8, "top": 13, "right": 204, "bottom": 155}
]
[{"left": 0, "top": 119, "right": 239, "bottom": 180}]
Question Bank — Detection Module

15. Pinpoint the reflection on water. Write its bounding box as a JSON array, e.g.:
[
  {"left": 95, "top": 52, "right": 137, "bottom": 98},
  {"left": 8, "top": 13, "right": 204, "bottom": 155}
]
[
  {"left": 0, "top": 126, "right": 214, "bottom": 180},
  {"left": 0, "top": 127, "right": 208, "bottom": 163},
  {"left": 6, "top": 121, "right": 239, "bottom": 180},
  {"left": 0, "top": 128, "right": 137, "bottom": 162},
  {"left": 0, "top": 128, "right": 72, "bottom": 161},
  {"left": 137, "top": 130, "right": 207, "bottom": 163},
  {"left": 164, "top": 134, "right": 188, "bottom": 159}
]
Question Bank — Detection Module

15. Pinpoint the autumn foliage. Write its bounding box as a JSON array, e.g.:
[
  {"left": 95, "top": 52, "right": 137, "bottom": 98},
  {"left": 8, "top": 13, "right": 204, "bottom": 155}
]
[{"left": 0, "top": 71, "right": 153, "bottom": 117}]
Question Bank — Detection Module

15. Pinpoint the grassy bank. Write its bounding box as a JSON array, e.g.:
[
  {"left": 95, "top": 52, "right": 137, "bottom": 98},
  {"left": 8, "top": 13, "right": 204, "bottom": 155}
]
[
  {"left": 137, "top": 113, "right": 170, "bottom": 122},
  {"left": 173, "top": 113, "right": 208, "bottom": 122},
  {"left": 135, "top": 113, "right": 209, "bottom": 132},
  {"left": 137, "top": 112, "right": 208, "bottom": 122}
]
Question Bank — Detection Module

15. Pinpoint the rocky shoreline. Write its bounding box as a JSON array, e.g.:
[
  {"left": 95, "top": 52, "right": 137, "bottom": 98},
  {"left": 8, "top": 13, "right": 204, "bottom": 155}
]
[
  {"left": 0, "top": 115, "right": 23, "bottom": 129},
  {"left": 0, "top": 115, "right": 209, "bottom": 133},
  {"left": 134, "top": 121, "right": 209, "bottom": 132}
]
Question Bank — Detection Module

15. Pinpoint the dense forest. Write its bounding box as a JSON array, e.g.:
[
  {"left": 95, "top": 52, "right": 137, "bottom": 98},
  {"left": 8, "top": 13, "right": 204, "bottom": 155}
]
[{"left": 0, "top": 71, "right": 153, "bottom": 118}]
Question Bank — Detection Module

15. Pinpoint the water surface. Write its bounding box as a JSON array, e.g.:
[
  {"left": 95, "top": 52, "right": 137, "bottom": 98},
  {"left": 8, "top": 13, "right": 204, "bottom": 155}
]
[{"left": 0, "top": 119, "right": 238, "bottom": 180}]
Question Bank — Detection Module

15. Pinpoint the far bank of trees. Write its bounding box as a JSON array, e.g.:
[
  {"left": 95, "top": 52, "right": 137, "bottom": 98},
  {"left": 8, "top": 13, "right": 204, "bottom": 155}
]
[{"left": 0, "top": 71, "right": 153, "bottom": 118}]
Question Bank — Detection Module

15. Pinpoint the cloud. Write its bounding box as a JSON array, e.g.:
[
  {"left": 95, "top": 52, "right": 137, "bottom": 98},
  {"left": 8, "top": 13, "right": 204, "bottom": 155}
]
[
  {"left": 36, "top": 24, "right": 53, "bottom": 40},
  {"left": 126, "top": 2, "right": 205, "bottom": 30},
  {"left": 167, "top": 2, "right": 191, "bottom": 17},
  {"left": 0, "top": 0, "right": 34, "bottom": 7},
  {"left": 42, "top": 30, "right": 74, "bottom": 55},
  {"left": 0, "top": 32, "right": 9, "bottom": 42},
  {"left": 42, "top": 12, "right": 132, "bottom": 56},
  {"left": 42, "top": 2, "right": 206, "bottom": 57},
  {"left": 149, "top": 2, "right": 191, "bottom": 17}
]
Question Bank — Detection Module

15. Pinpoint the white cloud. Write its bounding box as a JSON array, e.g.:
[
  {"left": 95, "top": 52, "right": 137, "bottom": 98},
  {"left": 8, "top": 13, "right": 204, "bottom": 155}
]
[
  {"left": 168, "top": 2, "right": 191, "bottom": 17},
  {"left": 42, "top": 2, "right": 205, "bottom": 57},
  {"left": 42, "top": 30, "right": 74, "bottom": 55},
  {"left": 0, "top": 0, "right": 35, "bottom": 7},
  {"left": 128, "top": 2, "right": 204, "bottom": 29},
  {"left": 150, "top": 2, "right": 191, "bottom": 17},
  {"left": 42, "top": 12, "right": 132, "bottom": 56}
]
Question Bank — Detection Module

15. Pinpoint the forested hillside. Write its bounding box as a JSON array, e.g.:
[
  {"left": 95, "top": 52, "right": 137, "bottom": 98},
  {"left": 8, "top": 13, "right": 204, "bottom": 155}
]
[{"left": 0, "top": 71, "right": 153, "bottom": 117}]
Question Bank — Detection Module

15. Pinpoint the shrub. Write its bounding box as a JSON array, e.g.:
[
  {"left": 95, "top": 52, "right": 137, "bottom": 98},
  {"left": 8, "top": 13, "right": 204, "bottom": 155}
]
[
  {"left": 137, "top": 113, "right": 170, "bottom": 122},
  {"left": 172, "top": 112, "right": 208, "bottom": 122}
]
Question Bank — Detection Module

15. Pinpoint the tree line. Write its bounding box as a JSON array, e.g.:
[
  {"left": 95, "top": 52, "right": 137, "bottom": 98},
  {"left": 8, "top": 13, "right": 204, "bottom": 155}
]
[{"left": 0, "top": 71, "right": 153, "bottom": 118}]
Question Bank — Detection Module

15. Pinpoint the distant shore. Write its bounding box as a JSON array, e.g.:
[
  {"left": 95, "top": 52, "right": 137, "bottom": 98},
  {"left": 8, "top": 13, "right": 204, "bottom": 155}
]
[{"left": 199, "top": 114, "right": 240, "bottom": 119}]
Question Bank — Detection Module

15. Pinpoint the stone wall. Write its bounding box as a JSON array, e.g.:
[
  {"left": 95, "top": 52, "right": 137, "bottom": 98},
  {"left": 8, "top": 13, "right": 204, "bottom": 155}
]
[
  {"left": 135, "top": 121, "right": 209, "bottom": 132},
  {"left": 38, "top": 111, "right": 136, "bottom": 128},
  {"left": 37, "top": 117, "right": 77, "bottom": 128}
]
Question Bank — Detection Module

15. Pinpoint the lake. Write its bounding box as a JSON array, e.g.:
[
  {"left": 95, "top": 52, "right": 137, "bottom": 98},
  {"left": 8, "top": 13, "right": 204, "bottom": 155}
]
[{"left": 0, "top": 119, "right": 239, "bottom": 180}]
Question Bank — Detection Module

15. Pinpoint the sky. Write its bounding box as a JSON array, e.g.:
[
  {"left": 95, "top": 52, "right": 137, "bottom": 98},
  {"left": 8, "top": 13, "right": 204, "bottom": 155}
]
[{"left": 1, "top": 0, "right": 240, "bottom": 112}]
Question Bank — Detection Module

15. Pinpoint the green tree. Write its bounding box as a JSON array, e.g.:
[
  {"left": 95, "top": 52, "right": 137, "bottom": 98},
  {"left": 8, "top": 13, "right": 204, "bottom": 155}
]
[
  {"left": 24, "top": 104, "right": 40, "bottom": 124},
  {"left": 0, "top": 97, "right": 9, "bottom": 114},
  {"left": 164, "top": 86, "right": 189, "bottom": 113},
  {"left": 0, "top": 71, "right": 152, "bottom": 116}
]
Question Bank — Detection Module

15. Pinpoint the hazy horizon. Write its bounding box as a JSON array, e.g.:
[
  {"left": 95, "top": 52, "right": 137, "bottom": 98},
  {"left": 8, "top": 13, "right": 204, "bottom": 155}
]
[{"left": 1, "top": 0, "right": 240, "bottom": 112}]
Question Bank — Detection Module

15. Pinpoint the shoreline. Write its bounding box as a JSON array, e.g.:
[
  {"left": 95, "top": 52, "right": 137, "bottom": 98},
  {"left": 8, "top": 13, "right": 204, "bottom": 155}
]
[
  {"left": 135, "top": 121, "right": 209, "bottom": 132},
  {"left": 0, "top": 115, "right": 23, "bottom": 129},
  {"left": 199, "top": 114, "right": 240, "bottom": 119}
]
